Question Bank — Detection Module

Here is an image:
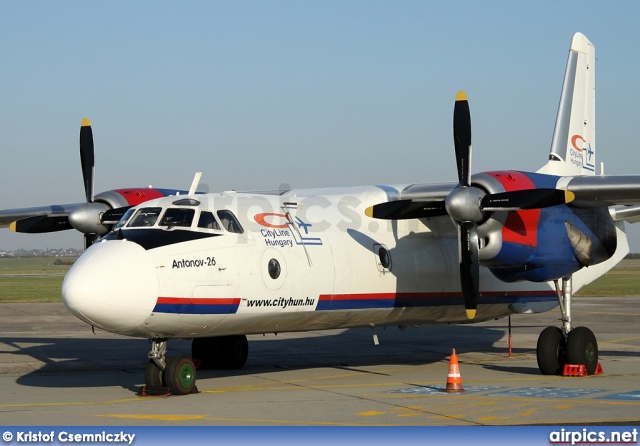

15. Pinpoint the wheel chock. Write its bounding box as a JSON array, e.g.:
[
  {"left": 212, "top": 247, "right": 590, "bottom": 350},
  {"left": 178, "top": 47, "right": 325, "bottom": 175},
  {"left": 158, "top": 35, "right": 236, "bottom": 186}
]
[
  {"left": 138, "top": 385, "right": 172, "bottom": 397},
  {"left": 562, "top": 362, "right": 603, "bottom": 376},
  {"left": 137, "top": 385, "right": 200, "bottom": 396},
  {"left": 563, "top": 364, "right": 587, "bottom": 376}
]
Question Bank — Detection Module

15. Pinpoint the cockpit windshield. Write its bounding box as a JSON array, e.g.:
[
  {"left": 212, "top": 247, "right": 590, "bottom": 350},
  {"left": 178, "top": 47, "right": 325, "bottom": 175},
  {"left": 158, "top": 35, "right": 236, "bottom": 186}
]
[
  {"left": 159, "top": 208, "right": 195, "bottom": 228},
  {"left": 115, "top": 205, "right": 242, "bottom": 234},
  {"left": 128, "top": 207, "right": 162, "bottom": 227}
]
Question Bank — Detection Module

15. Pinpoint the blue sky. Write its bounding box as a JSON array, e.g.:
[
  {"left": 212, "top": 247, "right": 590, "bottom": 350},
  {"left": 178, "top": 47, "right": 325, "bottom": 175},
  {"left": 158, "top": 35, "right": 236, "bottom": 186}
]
[{"left": 2, "top": 1, "right": 640, "bottom": 251}]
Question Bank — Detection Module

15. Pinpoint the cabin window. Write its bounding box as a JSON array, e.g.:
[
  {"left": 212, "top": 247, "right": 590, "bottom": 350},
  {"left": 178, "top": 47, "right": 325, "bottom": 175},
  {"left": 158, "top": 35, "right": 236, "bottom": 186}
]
[
  {"left": 197, "top": 211, "right": 221, "bottom": 230},
  {"left": 128, "top": 207, "right": 162, "bottom": 227},
  {"left": 268, "top": 258, "right": 281, "bottom": 279},
  {"left": 217, "top": 210, "right": 244, "bottom": 234},
  {"left": 159, "top": 208, "right": 195, "bottom": 228}
]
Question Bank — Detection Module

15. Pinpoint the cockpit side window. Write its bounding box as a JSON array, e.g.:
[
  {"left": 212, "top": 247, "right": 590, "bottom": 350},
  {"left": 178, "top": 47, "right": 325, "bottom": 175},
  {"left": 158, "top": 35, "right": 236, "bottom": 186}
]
[
  {"left": 159, "top": 208, "right": 195, "bottom": 228},
  {"left": 217, "top": 210, "right": 244, "bottom": 234},
  {"left": 128, "top": 207, "right": 162, "bottom": 227},
  {"left": 197, "top": 211, "right": 221, "bottom": 230},
  {"left": 114, "top": 208, "right": 136, "bottom": 230}
]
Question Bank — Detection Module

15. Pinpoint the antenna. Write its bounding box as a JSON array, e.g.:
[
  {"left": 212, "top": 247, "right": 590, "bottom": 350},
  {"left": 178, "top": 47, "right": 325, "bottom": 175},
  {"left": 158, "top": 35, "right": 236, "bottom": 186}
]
[{"left": 188, "top": 172, "right": 203, "bottom": 195}]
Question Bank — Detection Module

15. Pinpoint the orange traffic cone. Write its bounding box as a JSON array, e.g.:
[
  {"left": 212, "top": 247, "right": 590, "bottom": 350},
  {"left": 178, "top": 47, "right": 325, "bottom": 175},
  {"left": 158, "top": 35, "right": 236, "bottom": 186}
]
[{"left": 445, "top": 348, "right": 464, "bottom": 392}]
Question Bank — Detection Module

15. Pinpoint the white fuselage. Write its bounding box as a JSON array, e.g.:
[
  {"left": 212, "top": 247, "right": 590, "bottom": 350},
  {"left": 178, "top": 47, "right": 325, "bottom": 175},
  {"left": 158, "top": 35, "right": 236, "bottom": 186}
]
[{"left": 62, "top": 184, "right": 615, "bottom": 339}]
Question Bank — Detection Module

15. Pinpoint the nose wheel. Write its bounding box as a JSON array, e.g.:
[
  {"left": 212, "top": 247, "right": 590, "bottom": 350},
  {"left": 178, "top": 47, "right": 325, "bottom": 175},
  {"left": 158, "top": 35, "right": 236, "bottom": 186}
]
[
  {"left": 144, "top": 339, "right": 198, "bottom": 395},
  {"left": 536, "top": 276, "right": 599, "bottom": 375}
]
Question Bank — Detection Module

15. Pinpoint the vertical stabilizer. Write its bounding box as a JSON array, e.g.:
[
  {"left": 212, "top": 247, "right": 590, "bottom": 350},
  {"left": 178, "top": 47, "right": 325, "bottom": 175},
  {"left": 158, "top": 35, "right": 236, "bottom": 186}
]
[{"left": 538, "top": 33, "right": 596, "bottom": 176}]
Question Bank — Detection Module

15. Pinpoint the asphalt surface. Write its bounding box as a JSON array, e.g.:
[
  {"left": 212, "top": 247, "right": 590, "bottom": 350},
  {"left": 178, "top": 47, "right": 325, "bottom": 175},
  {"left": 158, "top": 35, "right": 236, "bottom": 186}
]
[{"left": 0, "top": 298, "right": 639, "bottom": 426}]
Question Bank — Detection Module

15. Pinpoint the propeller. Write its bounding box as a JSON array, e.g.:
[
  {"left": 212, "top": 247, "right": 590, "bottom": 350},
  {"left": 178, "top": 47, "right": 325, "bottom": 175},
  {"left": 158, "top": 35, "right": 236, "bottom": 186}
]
[
  {"left": 365, "top": 91, "right": 575, "bottom": 320},
  {"left": 68, "top": 118, "right": 110, "bottom": 248},
  {"left": 448, "top": 91, "right": 480, "bottom": 319}
]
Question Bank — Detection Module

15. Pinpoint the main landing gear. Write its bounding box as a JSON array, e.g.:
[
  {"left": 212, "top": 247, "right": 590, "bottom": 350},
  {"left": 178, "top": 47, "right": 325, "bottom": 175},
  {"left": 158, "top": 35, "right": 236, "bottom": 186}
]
[
  {"left": 536, "top": 275, "right": 599, "bottom": 375},
  {"left": 143, "top": 335, "right": 249, "bottom": 395}
]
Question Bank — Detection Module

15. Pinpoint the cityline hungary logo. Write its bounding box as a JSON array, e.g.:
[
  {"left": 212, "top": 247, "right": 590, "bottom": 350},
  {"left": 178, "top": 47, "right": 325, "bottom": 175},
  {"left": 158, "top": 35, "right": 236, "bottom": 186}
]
[
  {"left": 254, "top": 213, "right": 322, "bottom": 246},
  {"left": 571, "top": 134, "right": 595, "bottom": 172}
]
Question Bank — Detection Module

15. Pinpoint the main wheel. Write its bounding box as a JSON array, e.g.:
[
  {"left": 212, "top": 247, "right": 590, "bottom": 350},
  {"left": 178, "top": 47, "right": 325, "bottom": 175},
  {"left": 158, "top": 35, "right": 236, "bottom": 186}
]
[
  {"left": 144, "top": 360, "right": 164, "bottom": 388},
  {"left": 566, "top": 326, "right": 598, "bottom": 375},
  {"left": 192, "top": 335, "right": 249, "bottom": 370},
  {"left": 164, "top": 355, "right": 197, "bottom": 395},
  {"left": 220, "top": 335, "right": 248, "bottom": 369},
  {"left": 536, "top": 326, "right": 565, "bottom": 375},
  {"left": 192, "top": 337, "right": 217, "bottom": 369}
]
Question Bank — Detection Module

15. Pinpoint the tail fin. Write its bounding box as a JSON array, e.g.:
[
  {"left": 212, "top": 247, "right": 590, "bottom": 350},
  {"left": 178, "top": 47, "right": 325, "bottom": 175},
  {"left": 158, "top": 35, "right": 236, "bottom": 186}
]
[{"left": 538, "top": 33, "right": 596, "bottom": 176}]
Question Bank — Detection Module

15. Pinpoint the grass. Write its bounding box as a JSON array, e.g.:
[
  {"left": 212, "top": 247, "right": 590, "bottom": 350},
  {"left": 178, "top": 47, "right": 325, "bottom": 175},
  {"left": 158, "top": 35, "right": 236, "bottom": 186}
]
[
  {"left": 0, "top": 257, "right": 638, "bottom": 303},
  {"left": 0, "top": 257, "right": 73, "bottom": 303},
  {"left": 575, "top": 259, "right": 640, "bottom": 297}
]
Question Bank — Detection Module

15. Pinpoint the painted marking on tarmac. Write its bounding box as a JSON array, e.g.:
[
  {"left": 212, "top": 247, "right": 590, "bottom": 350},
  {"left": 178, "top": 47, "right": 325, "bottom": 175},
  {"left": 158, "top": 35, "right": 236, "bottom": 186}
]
[
  {"left": 390, "top": 385, "right": 502, "bottom": 395},
  {"left": 604, "top": 335, "right": 640, "bottom": 343},
  {"left": 582, "top": 310, "right": 640, "bottom": 317},
  {"left": 486, "top": 387, "right": 605, "bottom": 398},
  {"left": 97, "top": 414, "right": 209, "bottom": 421},
  {"left": 601, "top": 391, "right": 640, "bottom": 401}
]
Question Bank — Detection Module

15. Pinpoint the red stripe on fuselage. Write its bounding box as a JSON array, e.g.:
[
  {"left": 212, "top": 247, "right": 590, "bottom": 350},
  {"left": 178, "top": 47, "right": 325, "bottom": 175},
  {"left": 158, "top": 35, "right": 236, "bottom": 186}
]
[
  {"left": 319, "top": 290, "right": 555, "bottom": 300},
  {"left": 486, "top": 171, "right": 539, "bottom": 247},
  {"left": 156, "top": 297, "right": 241, "bottom": 305},
  {"left": 114, "top": 188, "right": 166, "bottom": 206}
]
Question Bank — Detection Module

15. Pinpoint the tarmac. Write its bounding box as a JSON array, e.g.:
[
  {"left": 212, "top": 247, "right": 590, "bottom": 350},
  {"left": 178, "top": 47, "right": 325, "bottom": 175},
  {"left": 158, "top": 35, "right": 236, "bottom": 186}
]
[{"left": 0, "top": 298, "right": 638, "bottom": 426}]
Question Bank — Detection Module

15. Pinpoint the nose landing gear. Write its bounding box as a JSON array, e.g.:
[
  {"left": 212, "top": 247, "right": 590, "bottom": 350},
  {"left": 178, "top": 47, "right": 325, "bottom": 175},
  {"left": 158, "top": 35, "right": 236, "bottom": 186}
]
[
  {"left": 144, "top": 339, "right": 198, "bottom": 395},
  {"left": 536, "top": 275, "right": 599, "bottom": 375}
]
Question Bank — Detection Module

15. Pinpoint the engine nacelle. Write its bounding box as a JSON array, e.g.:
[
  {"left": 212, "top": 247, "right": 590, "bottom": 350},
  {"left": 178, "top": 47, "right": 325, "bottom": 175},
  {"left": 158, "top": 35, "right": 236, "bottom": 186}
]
[{"left": 473, "top": 170, "right": 617, "bottom": 283}]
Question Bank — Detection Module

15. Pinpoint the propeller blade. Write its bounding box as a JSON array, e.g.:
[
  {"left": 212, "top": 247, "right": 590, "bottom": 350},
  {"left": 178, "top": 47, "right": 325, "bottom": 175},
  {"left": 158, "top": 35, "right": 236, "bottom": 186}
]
[
  {"left": 459, "top": 221, "right": 479, "bottom": 320},
  {"left": 79, "top": 118, "right": 95, "bottom": 203},
  {"left": 481, "top": 189, "right": 575, "bottom": 211},
  {"left": 365, "top": 200, "right": 447, "bottom": 220},
  {"left": 10, "top": 215, "right": 73, "bottom": 233},
  {"left": 453, "top": 91, "right": 472, "bottom": 187}
]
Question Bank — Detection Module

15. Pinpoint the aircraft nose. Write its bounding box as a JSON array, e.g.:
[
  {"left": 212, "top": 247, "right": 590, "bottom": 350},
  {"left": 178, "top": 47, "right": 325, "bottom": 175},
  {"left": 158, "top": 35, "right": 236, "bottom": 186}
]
[{"left": 62, "top": 240, "right": 158, "bottom": 334}]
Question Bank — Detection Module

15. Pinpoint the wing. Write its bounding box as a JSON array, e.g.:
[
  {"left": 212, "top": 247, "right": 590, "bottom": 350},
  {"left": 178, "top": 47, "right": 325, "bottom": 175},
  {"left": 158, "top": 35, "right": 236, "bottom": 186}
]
[
  {"left": 0, "top": 203, "right": 85, "bottom": 233},
  {"left": 559, "top": 175, "right": 640, "bottom": 223}
]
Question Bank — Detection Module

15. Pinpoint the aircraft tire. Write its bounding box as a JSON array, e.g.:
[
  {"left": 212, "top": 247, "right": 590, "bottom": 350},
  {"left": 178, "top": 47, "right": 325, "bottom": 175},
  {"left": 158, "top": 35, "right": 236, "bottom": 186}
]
[
  {"left": 566, "top": 326, "right": 598, "bottom": 375},
  {"left": 536, "top": 326, "right": 565, "bottom": 375},
  {"left": 220, "top": 335, "right": 248, "bottom": 370},
  {"left": 192, "top": 337, "right": 216, "bottom": 369},
  {"left": 164, "top": 355, "right": 197, "bottom": 395},
  {"left": 144, "top": 360, "right": 164, "bottom": 388},
  {"left": 191, "top": 335, "right": 249, "bottom": 369}
]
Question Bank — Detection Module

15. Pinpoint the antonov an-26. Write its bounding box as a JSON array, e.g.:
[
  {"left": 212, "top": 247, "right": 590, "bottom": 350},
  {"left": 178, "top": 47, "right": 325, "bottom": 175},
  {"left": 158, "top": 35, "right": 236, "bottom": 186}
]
[{"left": 3, "top": 33, "right": 640, "bottom": 395}]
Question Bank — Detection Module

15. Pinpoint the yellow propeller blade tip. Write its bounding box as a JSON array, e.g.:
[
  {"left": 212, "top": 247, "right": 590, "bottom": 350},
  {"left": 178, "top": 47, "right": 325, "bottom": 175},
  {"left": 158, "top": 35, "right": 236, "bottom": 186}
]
[
  {"left": 364, "top": 206, "right": 374, "bottom": 218},
  {"left": 465, "top": 309, "right": 476, "bottom": 320},
  {"left": 9, "top": 221, "right": 17, "bottom": 232},
  {"left": 565, "top": 190, "right": 575, "bottom": 203},
  {"left": 456, "top": 91, "right": 467, "bottom": 102},
  {"left": 81, "top": 117, "right": 91, "bottom": 127}
]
